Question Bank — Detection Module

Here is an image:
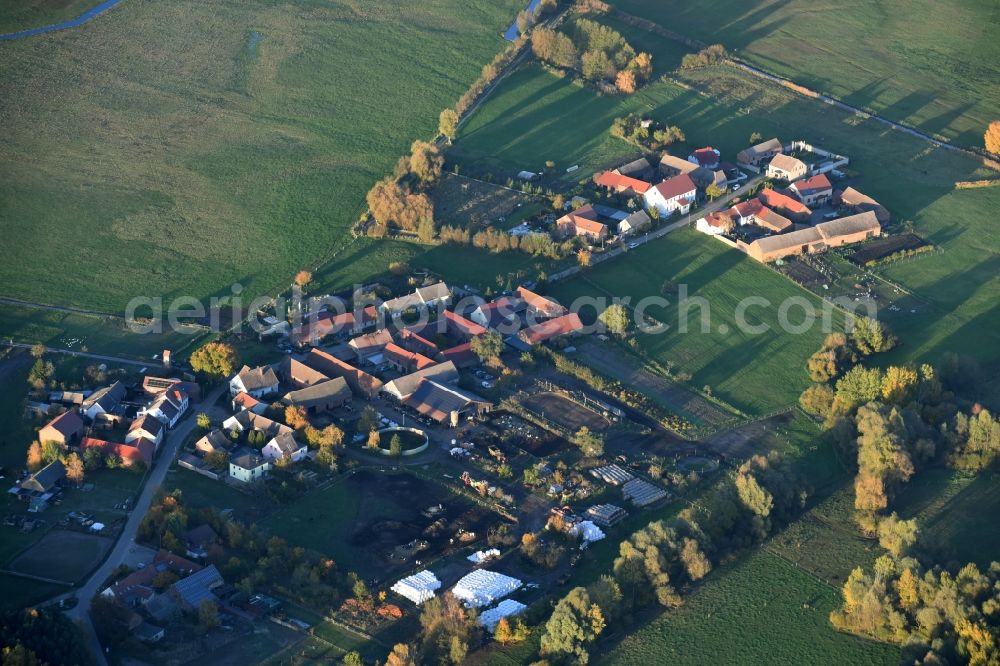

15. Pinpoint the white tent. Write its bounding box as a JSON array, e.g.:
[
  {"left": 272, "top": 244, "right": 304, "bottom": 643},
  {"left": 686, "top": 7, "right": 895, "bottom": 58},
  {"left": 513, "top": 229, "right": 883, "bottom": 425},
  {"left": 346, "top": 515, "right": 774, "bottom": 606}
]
[
  {"left": 572, "top": 520, "right": 605, "bottom": 544},
  {"left": 452, "top": 570, "right": 522, "bottom": 608},
  {"left": 390, "top": 570, "right": 441, "bottom": 605},
  {"left": 479, "top": 599, "right": 527, "bottom": 633},
  {"left": 467, "top": 548, "right": 500, "bottom": 564}
]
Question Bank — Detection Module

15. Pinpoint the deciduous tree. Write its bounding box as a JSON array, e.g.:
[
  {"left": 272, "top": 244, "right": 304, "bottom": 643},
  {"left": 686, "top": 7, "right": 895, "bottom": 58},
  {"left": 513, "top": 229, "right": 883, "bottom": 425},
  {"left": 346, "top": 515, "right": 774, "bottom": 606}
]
[
  {"left": 190, "top": 342, "right": 239, "bottom": 379},
  {"left": 985, "top": 120, "right": 1000, "bottom": 154},
  {"left": 438, "top": 109, "right": 458, "bottom": 141}
]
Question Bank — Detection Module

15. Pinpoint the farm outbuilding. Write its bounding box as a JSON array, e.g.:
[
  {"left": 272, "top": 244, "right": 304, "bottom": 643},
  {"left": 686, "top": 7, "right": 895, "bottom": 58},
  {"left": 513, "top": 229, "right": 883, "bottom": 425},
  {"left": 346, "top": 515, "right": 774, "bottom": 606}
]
[
  {"left": 391, "top": 570, "right": 441, "bottom": 605},
  {"left": 479, "top": 599, "right": 528, "bottom": 633},
  {"left": 452, "top": 570, "right": 522, "bottom": 608}
]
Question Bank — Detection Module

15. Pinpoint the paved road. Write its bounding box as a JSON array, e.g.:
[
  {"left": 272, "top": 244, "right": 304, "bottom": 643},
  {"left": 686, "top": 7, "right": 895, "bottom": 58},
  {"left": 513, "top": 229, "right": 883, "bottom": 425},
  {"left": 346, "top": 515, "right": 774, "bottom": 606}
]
[
  {"left": 56, "top": 383, "right": 227, "bottom": 665},
  {"left": 550, "top": 174, "right": 765, "bottom": 283}
]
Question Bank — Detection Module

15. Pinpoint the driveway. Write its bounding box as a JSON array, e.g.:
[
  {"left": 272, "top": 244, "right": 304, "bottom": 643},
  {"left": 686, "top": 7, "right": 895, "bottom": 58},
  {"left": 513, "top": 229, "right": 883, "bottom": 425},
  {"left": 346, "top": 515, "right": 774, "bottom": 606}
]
[
  {"left": 550, "top": 175, "right": 764, "bottom": 283},
  {"left": 55, "top": 383, "right": 227, "bottom": 665}
]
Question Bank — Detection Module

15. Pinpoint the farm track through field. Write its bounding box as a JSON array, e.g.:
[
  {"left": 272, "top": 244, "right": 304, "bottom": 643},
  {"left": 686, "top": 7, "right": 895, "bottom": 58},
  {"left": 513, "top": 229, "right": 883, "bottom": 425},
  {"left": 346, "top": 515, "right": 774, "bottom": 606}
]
[
  {"left": 611, "top": 9, "right": 1000, "bottom": 170},
  {"left": 577, "top": 340, "right": 737, "bottom": 429}
]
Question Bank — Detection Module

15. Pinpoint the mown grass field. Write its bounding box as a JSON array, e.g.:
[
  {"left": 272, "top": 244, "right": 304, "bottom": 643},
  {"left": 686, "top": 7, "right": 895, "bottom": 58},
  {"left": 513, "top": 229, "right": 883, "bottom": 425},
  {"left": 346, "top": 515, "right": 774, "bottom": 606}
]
[
  {"left": 0, "top": 303, "right": 209, "bottom": 358},
  {"left": 612, "top": 0, "right": 1000, "bottom": 149},
  {"left": 454, "top": 30, "right": 1000, "bottom": 396},
  {"left": 0, "top": 0, "right": 99, "bottom": 33},
  {"left": 598, "top": 551, "right": 898, "bottom": 665},
  {"left": 0, "top": 0, "right": 521, "bottom": 312},
  {"left": 550, "top": 228, "right": 840, "bottom": 415},
  {"left": 770, "top": 466, "right": 1000, "bottom": 590},
  {"left": 309, "top": 236, "right": 569, "bottom": 297}
]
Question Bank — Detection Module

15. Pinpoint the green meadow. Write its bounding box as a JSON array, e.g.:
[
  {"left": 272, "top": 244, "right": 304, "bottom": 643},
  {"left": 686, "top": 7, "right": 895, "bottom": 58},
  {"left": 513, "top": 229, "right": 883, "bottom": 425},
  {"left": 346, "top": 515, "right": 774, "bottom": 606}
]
[
  {"left": 453, "top": 23, "right": 1000, "bottom": 390},
  {"left": 598, "top": 550, "right": 898, "bottom": 666},
  {"left": 612, "top": 0, "right": 1000, "bottom": 148},
  {"left": 0, "top": 0, "right": 521, "bottom": 312},
  {"left": 0, "top": 0, "right": 99, "bottom": 33},
  {"left": 550, "top": 228, "right": 841, "bottom": 416}
]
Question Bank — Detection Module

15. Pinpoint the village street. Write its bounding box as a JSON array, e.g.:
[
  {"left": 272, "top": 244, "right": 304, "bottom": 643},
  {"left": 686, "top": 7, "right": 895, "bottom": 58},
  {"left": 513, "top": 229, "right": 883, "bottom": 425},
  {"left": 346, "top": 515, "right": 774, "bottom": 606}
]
[
  {"left": 49, "top": 383, "right": 228, "bottom": 666},
  {"left": 550, "top": 173, "right": 765, "bottom": 283}
]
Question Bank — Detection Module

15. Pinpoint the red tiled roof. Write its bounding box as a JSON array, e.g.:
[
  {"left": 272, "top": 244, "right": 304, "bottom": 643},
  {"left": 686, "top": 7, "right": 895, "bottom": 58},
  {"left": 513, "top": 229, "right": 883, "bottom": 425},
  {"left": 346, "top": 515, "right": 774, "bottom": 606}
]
[
  {"left": 442, "top": 310, "right": 488, "bottom": 337},
  {"left": 730, "top": 198, "right": 763, "bottom": 218},
  {"left": 519, "top": 312, "right": 584, "bottom": 345},
  {"left": 81, "top": 437, "right": 154, "bottom": 467},
  {"left": 557, "top": 205, "right": 607, "bottom": 237},
  {"left": 594, "top": 170, "right": 652, "bottom": 194},
  {"left": 441, "top": 342, "right": 479, "bottom": 368},
  {"left": 759, "top": 188, "right": 811, "bottom": 216},
  {"left": 233, "top": 392, "right": 262, "bottom": 410},
  {"left": 303, "top": 349, "right": 383, "bottom": 398},
  {"left": 690, "top": 147, "right": 719, "bottom": 166},
  {"left": 790, "top": 174, "right": 832, "bottom": 196},
  {"left": 383, "top": 342, "right": 437, "bottom": 371},
  {"left": 703, "top": 211, "right": 732, "bottom": 228},
  {"left": 516, "top": 287, "right": 567, "bottom": 318},
  {"left": 652, "top": 174, "right": 697, "bottom": 200}
]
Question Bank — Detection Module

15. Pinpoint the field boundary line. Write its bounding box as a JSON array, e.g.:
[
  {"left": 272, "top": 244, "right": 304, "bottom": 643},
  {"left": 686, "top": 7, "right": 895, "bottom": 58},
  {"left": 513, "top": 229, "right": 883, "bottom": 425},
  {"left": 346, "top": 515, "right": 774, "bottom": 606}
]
[
  {"left": 0, "top": 568, "right": 75, "bottom": 586},
  {"left": 612, "top": 8, "right": 1000, "bottom": 170}
]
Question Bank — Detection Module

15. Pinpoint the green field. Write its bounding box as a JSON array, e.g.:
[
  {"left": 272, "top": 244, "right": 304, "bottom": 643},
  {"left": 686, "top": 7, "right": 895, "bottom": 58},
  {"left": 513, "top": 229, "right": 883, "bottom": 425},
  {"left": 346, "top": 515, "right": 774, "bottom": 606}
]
[
  {"left": 309, "top": 236, "right": 568, "bottom": 297},
  {"left": 0, "top": 0, "right": 99, "bottom": 33},
  {"left": 0, "top": 0, "right": 521, "bottom": 312},
  {"left": 0, "top": 303, "right": 209, "bottom": 359},
  {"left": 550, "top": 228, "right": 840, "bottom": 415},
  {"left": 454, "top": 44, "right": 1000, "bottom": 391},
  {"left": 612, "top": 0, "right": 1000, "bottom": 149},
  {"left": 598, "top": 551, "right": 898, "bottom": 665}
]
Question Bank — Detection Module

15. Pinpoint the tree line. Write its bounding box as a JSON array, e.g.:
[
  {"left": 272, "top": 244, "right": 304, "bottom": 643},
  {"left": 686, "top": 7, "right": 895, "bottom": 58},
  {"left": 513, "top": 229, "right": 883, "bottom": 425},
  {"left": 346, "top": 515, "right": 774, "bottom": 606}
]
[
  {"left": 798, "top": 319, "right": 998, "bottom": 535},
  {"left": 531, "top": 18, "right": 653, "bottom": 93},
  {"left": 536, "top": 451, "right": 807, "bottom": 664}
]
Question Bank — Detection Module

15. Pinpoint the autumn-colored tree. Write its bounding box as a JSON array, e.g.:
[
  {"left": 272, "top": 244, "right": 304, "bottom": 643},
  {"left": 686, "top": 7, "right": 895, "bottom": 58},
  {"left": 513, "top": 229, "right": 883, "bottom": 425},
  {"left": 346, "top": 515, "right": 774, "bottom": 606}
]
[
  {"left": 880, "top": 366, "right": 918, "bottom": 404},
  {"left": 628, "top": 52, "right": 653, "bottom": 81},
  {"left": 294, "top": 270, "right": 312, "bottom": 287},
  {"left": 30, "top": 343, "right": 46, "bottom": 358},
  {"left": 366, "top": 429, "right": 381, "bottom": 450},
  {"left": 470, "top": 331, "right": 504, "bottom": 363},
  {"left": 876, "top": 512, "right": 919, "bottom": 558},
  {"left": 388, "top": 261, "right": 410, "bottom": 276},
  {"left": 190, "top": 342, "right": 239, "bottom": 379},
  {"left": 64, "top": 452, "right": 85, "bottom": 485},
  {"left": 409, "top": 140, "right": 444, "bottom": 183},
  {"left": 799, "top": 383, "right": 836, "bottom": 419},
  {"left": 438, "top": 108, "right": 459, "bottom": 142},
  {"left": 985, "top": 120, "right": 1000, "bottom": 154},
  {"left": 196, "top": 413, "right": 211, "bottom": 430},
  {"left": 389, "top": 434, "right": 403, "bottom": 457},
  {"left": 705, "top": 183, "right": 725, "bottom": 201},
  {"left": 198, "top": 599, "right": 220, "bottom": 629},
  {"left": 573, "top": 426, "right": 604, "bottom": 457},
  {"left": 551, "top": 193, "right": 565, "bottom": 210},
  {"left": 26, "top": 441, "right": 44, "bottom": 471},
  {"left": 305, "top": 424, "right": 343, "bottom": 449},
  {"left": 531, "top": 28, "right": 579, "bottom": 69},
  {"left": 285, "top": 405, "right": 309, "bottom": 429},
  {"left": 615, "top": 69, "right": 636, "bottom": 93},
  {"left": 599, "top": 303, "right": 629, "bottom": 337},
  {"left": 749, "top": 131, "right": 763, "bottom": 144},
  {"left": 385, "top": 643, "right": 417, "bottom": 666},
  {"left": 417, "top": 216, "right": 436, "bottom": 244},
  {"left": 577, "top": 249, "right": 592, "bottom": 267},
  {"left": 494, "top": 617, "right": 515, "bottom": 645}
]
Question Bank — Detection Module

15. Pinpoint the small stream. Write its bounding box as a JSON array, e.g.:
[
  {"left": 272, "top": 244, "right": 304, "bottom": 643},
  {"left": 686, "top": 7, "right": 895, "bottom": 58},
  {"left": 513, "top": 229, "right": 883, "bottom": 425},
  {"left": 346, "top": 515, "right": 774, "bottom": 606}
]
[
  {"left": 0, "top": 0, "right": 125, "bottom": 42},
  {"left": 503, "top": 0, "right": 542, "bottom": 41}
]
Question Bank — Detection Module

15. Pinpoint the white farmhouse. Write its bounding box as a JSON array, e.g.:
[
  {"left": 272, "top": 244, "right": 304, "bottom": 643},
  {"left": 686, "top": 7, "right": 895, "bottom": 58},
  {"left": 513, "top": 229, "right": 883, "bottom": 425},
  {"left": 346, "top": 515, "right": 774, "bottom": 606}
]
[{"left": 643, "top": 174, "right": 697, "bottom": 217}]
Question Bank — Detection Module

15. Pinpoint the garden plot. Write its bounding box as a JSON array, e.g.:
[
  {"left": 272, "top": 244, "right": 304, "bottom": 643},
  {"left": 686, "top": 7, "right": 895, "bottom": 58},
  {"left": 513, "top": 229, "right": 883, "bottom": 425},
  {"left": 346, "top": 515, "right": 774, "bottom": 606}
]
[{"left": 521, "top": 391, "right": 611, "bottom": 434}]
